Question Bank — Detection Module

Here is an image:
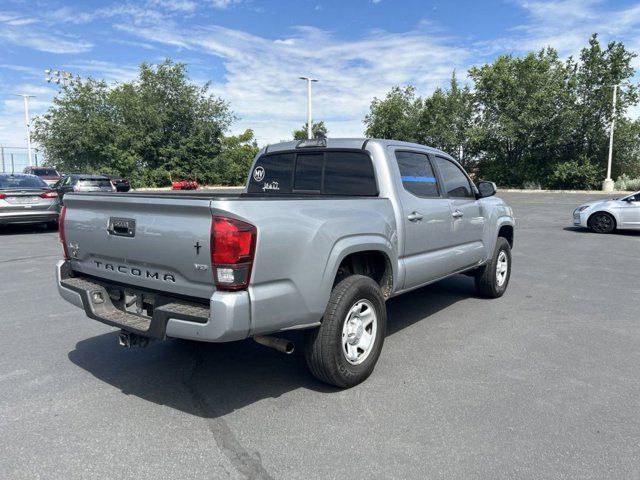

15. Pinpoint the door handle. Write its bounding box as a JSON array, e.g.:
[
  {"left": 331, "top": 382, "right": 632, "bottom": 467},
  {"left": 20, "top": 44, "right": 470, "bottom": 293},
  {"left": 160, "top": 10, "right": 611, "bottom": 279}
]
[
  {"left": 452, "top": 209, "right": 464, "bottom": 219},
  {"left": 407, "top": 212, "right": 424, "bottom": 222}
]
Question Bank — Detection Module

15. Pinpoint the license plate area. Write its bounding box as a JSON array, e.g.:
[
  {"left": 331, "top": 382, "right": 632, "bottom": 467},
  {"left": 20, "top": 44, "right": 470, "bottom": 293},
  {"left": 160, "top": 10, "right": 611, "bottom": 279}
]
[{"left": 7, "top": 196, "right": 40, "bottom": 205}]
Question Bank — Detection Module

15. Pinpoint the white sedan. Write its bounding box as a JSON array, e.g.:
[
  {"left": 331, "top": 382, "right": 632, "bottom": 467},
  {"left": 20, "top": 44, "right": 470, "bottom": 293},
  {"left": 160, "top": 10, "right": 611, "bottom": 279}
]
[{"left": 573, "top": 191, "right": 640, "bottom": 233}]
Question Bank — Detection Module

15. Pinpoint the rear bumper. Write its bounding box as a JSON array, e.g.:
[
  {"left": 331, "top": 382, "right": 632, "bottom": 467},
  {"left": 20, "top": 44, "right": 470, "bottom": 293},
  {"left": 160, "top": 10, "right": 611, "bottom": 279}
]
[
  {"left": 0, "top": 210, "right": 58, "bottom": 225},
  {"left": 56, "top": 260, "right": 250, "bottom": 342}
]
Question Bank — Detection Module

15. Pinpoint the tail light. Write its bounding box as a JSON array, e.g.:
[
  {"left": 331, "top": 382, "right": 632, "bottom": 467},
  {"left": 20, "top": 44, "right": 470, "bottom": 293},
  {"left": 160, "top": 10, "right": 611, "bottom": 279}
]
[
  {"left": 40, "top": 190, "right": 58, "bottom": 198},
  {"left": 210, "top": 216, "right": 257, "bottom": 291},
  {"left": 0, "top": 193, "right": 6, "bottom": 200},
  {"left": 59, "top": 206, "right": 69, "bottom": 259}
]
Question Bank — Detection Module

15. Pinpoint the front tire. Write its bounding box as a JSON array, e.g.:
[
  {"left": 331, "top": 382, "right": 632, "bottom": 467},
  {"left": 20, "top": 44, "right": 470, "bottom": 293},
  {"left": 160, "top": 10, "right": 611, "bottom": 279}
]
[
  {"left": 588, "top": 212, "right": 616, "bottom": 234},
  {"left": 304, "top": 275, "right": 386, "bottom": 388},
  {"left": 475, "top": 237, "right": 512, "bottom": 298}
]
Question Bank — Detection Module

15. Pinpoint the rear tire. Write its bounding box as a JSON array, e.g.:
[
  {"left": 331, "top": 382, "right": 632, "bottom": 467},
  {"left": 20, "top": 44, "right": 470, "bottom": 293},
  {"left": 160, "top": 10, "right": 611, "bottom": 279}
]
[
  {"left": 304, "top": 275, "right": 386, "bottom": 388},
  {"left": 588, "top": 212, "right": 615, "bottom": 234},
  {"left": 475, "top": 237, "right": 511, "bottom": 298},
  {"left": 44, "top": 221, "right": 58, "bottom": 231}
]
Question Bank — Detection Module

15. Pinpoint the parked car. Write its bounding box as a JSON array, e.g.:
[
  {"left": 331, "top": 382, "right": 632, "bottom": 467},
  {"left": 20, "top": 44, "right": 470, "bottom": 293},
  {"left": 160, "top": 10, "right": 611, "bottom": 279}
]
[
  {"left": 101, "top": 174, "right": 131, "bottom": 192},
  {"left": 54, "top": 174, "right": 115, "bottom": 202},
  {"left": 573, "top": 190, "right": 640, "bottom": 233},
  {"left": 22, "top": 166, "right": 61, "bottom": 186},
  {"left": 0, "top": 173, "right": 59, "bottom": 228},
  {"left": 56, "top": 138, "right": 514, "bottom": 388}
]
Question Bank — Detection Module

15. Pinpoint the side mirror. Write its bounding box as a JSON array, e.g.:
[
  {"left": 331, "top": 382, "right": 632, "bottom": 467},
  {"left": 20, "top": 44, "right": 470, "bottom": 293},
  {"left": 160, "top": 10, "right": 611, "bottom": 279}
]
[{"left": 477, "top": 181, "right": 497, "bottom": 198}]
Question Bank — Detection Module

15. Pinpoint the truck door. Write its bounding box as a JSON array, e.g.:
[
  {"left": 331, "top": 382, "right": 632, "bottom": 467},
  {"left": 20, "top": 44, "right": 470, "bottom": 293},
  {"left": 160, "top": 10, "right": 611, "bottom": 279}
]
[
  {"left": 393, "top": 150, "right": 455, "bottom": 289},
  {"left": 432, "top": 156, "right": 486, "bottom": 268}
]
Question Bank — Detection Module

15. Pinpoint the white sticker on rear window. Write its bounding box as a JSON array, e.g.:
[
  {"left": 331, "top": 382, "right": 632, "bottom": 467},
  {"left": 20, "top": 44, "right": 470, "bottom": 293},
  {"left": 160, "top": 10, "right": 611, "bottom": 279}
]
[{"left": 253, "top": 166, "right": 265, "bottom": 182}]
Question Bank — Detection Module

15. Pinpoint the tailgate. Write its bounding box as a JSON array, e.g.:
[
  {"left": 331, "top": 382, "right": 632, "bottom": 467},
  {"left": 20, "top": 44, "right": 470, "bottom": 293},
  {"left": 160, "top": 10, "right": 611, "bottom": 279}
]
[{"left": 63, "top": 194, "right": 215, "bottom": 299}]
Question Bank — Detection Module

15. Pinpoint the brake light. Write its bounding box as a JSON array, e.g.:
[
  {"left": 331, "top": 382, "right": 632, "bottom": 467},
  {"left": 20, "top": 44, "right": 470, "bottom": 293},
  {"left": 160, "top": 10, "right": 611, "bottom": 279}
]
[
  {"left": 0, "top": 193, "right": 6, "bottom": 200},
  {"left": 59, "top": 206, "right": 69, "bottom": 259},
  {"left": 40, "top": 190, "right": 58, "bottom": 198},
  {"left": 210, "top": 216, "right": 257, "bottom": 291}
]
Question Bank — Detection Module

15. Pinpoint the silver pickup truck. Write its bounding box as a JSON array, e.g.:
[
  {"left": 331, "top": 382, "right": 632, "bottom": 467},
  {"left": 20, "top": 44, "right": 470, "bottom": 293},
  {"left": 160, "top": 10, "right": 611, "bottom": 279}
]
[{"left": 56, "top": 138, "right": 514, "bottom": 387}]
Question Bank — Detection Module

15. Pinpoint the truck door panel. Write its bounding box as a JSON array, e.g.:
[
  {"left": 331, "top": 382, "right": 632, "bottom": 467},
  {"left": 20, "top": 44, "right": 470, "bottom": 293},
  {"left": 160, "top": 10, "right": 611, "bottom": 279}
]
[
  {"left": 433, "top": 156, "right": 486, "bottom": 268},
  {"left": 393, "top": 150, "right": 453, "bottom": 289}
]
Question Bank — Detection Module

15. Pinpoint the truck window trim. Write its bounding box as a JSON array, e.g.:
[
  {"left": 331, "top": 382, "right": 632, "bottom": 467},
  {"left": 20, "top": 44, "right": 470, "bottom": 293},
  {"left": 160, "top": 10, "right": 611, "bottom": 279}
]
[{"left": 394, "top": 149, "right": 443, "bottom": 199}]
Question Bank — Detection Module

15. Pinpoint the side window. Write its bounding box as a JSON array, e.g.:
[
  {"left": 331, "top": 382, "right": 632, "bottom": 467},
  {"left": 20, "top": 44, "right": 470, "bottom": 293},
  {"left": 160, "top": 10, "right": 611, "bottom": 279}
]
[
  {"left": 323, "top": 151, "right": 377, "bottom": 196},
  {"left": 434, "top": 156, "right": 473, "bottom": 198},
  {"left": 395, "top": 151, "right": 439, "bottom": 198},
  {"left": 247, "top": 153, "right": 294, "bottom": 193}
]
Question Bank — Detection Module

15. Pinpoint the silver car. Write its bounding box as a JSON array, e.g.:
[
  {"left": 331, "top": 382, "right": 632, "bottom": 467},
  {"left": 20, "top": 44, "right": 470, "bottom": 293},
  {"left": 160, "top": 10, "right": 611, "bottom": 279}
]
[
  {"left": 573, "top": 191, "right": 640, "bottom": 233},
  {"left": 0, "top": 173, "right": 60, "bottom": 228}
]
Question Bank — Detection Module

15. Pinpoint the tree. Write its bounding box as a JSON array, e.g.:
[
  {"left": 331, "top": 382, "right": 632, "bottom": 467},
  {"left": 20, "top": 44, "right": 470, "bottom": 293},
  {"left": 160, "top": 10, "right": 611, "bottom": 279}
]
[
  {"left": 363, "top": 78, "right": 474, "bottom": 166},
  {"left": 292, "top": 121, "right": 328, "bottom": 140},
  {"left": 469, "top": 48, "right": 578, "bottom": 186},
  {"left": 364, "top": 86, "right": 422, "bottom": 142},
  {"left": 213, "top": 129, "right": 259, "bottom": 185},
  {"left": 418, "top": 72, "right": 475, "bottom": 166},
  {"left": 363, "top": 35, "right": 640, "bottom": 189},
  {"left": 572, "top": 34, "right": 639, "bottom": 175},
  {"left": 33, "top": 59, "right": 236, "bottom": 186}
]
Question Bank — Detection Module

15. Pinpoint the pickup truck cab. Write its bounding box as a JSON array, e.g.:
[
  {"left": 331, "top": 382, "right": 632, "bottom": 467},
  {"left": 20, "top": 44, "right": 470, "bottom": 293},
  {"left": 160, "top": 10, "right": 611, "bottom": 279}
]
[{"left": 56, "top": 138, "right": 514, "bottom": 387}]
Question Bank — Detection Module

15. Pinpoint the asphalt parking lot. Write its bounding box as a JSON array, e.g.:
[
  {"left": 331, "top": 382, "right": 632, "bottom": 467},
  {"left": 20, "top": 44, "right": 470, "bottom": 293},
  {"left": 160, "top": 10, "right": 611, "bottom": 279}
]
[{"left": 1, "top": 191, "right": 639, "bottom": 480}]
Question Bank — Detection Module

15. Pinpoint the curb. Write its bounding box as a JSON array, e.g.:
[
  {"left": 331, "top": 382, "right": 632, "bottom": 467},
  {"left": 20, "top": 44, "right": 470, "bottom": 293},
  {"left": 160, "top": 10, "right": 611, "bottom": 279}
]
[{"left": 498, "top": 188, "right": 632, "bottom": 195}]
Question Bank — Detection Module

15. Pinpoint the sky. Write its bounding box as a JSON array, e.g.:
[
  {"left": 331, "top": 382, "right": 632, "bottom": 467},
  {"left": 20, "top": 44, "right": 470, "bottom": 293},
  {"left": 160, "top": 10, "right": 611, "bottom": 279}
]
[{"left": 1, "top": 0, "right": 640, "bottom": 149}]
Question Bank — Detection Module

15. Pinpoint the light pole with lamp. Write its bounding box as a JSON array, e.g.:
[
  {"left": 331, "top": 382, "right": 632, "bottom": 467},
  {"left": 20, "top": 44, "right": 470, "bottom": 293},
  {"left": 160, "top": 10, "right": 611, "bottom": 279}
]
[
  {"left": 299, "top": 76, "right": 318, "bottom": 139},
  {"left": 14, "top": 94, "right": 35, "bottom": 167}
]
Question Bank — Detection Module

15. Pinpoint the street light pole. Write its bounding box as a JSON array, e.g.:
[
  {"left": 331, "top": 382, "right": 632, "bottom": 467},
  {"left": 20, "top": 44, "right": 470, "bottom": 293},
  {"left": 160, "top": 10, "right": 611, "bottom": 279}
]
[
  {"left": 14, "top": 94, "right": 35, "bottom": 167},
  {"left": 603, "top": 83, "right": 630, "bottom": 192},
  {"left": 299, "top": 76, "right": 318, "bottom": 139},
  {"left": 603, "top": 85, "right": 618, "bottom": 192}
]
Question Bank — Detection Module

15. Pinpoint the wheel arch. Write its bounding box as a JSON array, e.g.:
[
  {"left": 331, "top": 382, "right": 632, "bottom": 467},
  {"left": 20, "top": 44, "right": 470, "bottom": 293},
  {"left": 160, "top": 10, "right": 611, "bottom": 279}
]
[{"left": 322, "top": 236, "right": 397, "bottom": 300}]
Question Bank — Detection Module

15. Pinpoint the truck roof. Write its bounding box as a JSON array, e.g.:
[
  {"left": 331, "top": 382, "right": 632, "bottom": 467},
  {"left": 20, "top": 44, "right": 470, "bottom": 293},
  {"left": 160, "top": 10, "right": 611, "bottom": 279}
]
[{"left": 262, "top": 138, "right": 450, "bottom": 157}]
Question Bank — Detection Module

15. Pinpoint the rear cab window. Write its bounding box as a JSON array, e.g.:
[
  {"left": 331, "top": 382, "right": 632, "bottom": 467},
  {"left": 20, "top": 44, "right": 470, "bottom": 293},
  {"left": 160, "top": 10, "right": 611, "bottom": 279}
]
[{"left": 247, "top": 150, "right": 377, "bottom": 196}]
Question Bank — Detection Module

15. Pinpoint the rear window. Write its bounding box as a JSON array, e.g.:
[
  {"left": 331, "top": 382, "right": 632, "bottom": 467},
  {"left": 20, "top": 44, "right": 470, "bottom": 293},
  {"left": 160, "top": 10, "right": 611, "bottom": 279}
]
[
  {"left": 247, "top": 150, "right": 377, "bottom": 196},
  {"left": 79, "top": 178, "right": 112, "bottom": 187},
  {"left": 33, "top": 168, "right": 59, "bottom": 177},
  {"left": 0, "top": 175, "right": 48, "bottom": 189}
]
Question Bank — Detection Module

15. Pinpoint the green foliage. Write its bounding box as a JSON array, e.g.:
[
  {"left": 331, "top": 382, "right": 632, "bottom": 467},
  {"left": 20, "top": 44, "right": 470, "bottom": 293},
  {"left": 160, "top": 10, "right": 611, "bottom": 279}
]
[
  {"left": 212, "top": 129, "right": 259, "bottom": 185},
  {"left": 364, "top": 86, "right": 423, "bottom": 143},
  {"left": 292, "top": 121, "right": 328, "bottom": 140},
  {"left": 547, "top": 158, "right": 601, "bottom": 190},
  {"left": 615, "top": 174, "right": 640, "bottom": 191},
  {"left": 364, "top": 34, "right": 640, "bottom": 189},
  {"left": 33, "top": 59, "right": 254, "bottom": 187}
]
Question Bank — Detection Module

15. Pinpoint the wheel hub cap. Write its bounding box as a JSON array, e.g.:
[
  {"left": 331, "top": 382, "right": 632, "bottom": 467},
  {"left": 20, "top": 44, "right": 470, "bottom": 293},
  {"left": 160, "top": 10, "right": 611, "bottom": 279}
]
[
  {"left": 342, "top": 299, "right": 378, "bottom": 365},
  {"left": 496, "top": 251, "right": 508, "bottom": 287}
]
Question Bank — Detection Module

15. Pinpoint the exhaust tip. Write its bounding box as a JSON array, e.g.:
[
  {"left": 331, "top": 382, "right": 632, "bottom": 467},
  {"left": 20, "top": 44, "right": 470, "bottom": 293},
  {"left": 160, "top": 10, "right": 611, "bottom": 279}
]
[
  {"left": 253, "top": 335, "right": 295, "bottom": 355},
  {"left": 283, "top": 341, "right": 295, "bottom": 355}
]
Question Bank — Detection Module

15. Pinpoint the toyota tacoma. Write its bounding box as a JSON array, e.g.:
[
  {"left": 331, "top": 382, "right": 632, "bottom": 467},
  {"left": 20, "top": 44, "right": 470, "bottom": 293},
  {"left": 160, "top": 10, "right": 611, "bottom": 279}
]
[{"left": 56, "top": 138, "right": 514, "bottom": 387}]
